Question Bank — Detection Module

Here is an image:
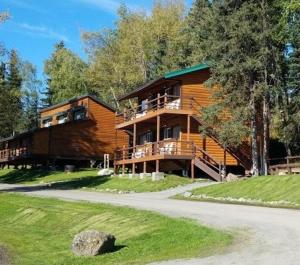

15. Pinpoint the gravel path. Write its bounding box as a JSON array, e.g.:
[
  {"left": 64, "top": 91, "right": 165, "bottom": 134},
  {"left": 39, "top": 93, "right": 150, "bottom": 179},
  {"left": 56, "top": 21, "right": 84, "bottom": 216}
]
[{"left": 0, "top": 182, "right": 299, "bottom": 265}]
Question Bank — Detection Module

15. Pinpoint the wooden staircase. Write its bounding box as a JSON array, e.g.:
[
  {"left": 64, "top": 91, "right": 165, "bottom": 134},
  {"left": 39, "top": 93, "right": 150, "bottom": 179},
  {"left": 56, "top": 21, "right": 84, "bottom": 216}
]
[
  {"left": 194, "top": 145, "right": 223, "bottom": 182},
  {"left": 190, "top": 110, "right": 252, "bottom": 170}
]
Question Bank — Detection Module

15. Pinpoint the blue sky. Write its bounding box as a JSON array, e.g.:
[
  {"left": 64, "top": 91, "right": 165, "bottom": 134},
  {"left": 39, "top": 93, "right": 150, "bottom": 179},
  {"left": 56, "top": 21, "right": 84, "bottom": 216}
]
[{"left": 0, "top": 0, "right": 193, "bottom": 83}]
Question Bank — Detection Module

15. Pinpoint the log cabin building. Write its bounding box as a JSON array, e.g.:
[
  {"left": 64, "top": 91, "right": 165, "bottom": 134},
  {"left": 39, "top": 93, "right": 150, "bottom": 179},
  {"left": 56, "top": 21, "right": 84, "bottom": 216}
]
[
  {"left": 114, "top": 64, "right": 252, "bottom": 181},
  {"left": 0, "top": 94, "right": 128, "bottom": 168}
]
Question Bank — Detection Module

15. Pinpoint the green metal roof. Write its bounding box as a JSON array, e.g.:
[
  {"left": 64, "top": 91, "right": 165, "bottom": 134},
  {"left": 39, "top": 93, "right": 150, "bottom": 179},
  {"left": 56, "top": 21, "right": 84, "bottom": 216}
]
[{"left": 164, "top": 63, "right": 209, "bottom": 79}]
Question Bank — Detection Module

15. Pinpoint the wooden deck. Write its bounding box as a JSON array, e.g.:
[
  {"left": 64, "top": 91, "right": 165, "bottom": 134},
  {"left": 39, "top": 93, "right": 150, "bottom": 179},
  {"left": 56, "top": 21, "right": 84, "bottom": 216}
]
[
  {"left": 269, "top": 156, "right": 300, "bottom": 175},
  {"left": 114, "top": 140, "right": 224, "bottom": 181},
  {"left": 115, "top": 94, "right": 195, "bottom": 129},
  {"left": 0, "top": 147, "right": 30, "bottom": 164}
]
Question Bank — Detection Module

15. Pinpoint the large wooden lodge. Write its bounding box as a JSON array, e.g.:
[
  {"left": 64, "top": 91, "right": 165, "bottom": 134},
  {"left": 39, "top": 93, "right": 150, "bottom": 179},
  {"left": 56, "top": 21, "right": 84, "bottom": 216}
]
[
  {"left": 114, "top": 64, "right": 252, "bottom": 181},
  {"left": 0, "top": 64, "right": 253, "bottom": 181},
  {"left": 0, "top": 95, "right": 127, "bottom": 168}
]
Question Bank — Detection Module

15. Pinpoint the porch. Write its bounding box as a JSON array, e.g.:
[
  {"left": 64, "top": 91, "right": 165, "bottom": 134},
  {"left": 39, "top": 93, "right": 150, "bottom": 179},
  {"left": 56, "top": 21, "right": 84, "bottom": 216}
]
[
  {"left": 0, "top": 147, "right": 30, "bottom": 164},
  {"left": 115, "top": 94, "right": 196, "bottom": 129},
  {"left": 114, "top": 139, "right": 225, "bottom": 181}
]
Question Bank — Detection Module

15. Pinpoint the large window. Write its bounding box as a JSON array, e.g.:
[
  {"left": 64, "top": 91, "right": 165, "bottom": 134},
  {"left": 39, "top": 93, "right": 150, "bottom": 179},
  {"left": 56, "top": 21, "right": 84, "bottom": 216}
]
[
  {"left": 73, "top": 107, "right": 86, "bottom": 121},
  {"left": 42, "top": 117, "right": 52, "bottom": 127},
  {"left": 139, "top": 131, "right": 153, "bottom": 144},
  {"left": 165, "top": 84, "right": 180, "bottom": 96},
  {"left": 163, "top": 127, "right": 172, "bottom": 139},
  {"left": 173, "top": 126, "right": 180, "bottom": 139},
  {"left": 162, "top": 126, "right": 181, "bottom": 140},
  {"left": 56, "top": 113, "right": 68, "bottom": 124}
]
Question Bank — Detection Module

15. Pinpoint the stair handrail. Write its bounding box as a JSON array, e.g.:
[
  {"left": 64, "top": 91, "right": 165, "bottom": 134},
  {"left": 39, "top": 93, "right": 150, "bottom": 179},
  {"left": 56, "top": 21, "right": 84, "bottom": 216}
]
[{"left": 194, "top": 145, "right": 223, "bottom": 174}]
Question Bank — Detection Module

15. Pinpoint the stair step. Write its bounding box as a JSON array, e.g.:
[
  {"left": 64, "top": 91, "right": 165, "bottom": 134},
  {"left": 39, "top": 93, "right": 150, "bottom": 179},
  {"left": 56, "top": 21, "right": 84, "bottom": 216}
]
[{"left": 194, "top": 158, "right": 221, "bottom": 182}]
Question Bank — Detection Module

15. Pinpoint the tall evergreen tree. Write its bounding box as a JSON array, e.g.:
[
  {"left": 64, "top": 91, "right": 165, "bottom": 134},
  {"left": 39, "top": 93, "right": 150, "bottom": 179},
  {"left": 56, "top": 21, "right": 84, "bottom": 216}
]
[
  {"left": 44, "top": 41, "right": 88, "bottom": 104},
  {"left": 186, "top": 0, "right": 284, "bottom": 175},
  {"left": 19, "top": 62, "right": 41, "bottom": 131},
  {"left": 5, "top": 50, "right": 23, "bottom": 136},
  {"left": 0, "top": 62, "right": 10, "bottom": 138},
  {"left": 273, "top": 1, "right": 300, "bottom": 155}
]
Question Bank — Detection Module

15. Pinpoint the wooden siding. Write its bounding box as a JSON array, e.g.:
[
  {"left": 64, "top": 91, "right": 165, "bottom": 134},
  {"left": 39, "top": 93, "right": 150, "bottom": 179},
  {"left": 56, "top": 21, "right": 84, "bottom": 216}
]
[
  {"left": 1, "top": 96, "right": 128, "bottom": 164},
  {"left": 180, "top": 69, "right": 212, "bottom": 108},
  {"left": 40, "top": 98, "right": 89, "bottom": 127},
  {"left": 32, "top": 129, "right": 50, "bottom": 155}
]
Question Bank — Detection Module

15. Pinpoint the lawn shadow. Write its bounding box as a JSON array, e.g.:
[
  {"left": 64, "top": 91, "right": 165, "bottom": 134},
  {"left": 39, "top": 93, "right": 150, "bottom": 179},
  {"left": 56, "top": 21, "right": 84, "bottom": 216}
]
[
  {"left": 108, "top": 245, "right": 127, "bottom": 253},
  {"left": 0, "top": 169, "right": 53, "bottom": 184},
  {"left": 51, "top": 176, "right": 111, "bottom": 190},
  {"left": 0, "top": 174, "right": 112, "bottom": 193}
]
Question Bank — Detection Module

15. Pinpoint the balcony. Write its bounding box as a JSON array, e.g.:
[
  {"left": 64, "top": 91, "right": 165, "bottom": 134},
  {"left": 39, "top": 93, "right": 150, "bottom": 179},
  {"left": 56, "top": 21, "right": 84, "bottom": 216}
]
[
  {"left": 115, "top": 94, "right": 195, "bottom": 129},
  {"left": 0, "top": 147, "right": 30, "bottom": 163},
  {"left": 115, "top": 140, "right": 195, "bottom": 164}
]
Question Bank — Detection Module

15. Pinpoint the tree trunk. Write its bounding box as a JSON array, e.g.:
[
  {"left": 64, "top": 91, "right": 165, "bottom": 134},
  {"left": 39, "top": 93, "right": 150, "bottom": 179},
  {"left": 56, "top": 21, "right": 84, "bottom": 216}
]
[
  {"left": 262, "top": 97, "right": 269, "bottom": 175},
  {"left": 110, "top": 86, "right": 120, "bottom": 110},
  {"left": 250, "top": 82, "right": 259, "bottom": 176}
]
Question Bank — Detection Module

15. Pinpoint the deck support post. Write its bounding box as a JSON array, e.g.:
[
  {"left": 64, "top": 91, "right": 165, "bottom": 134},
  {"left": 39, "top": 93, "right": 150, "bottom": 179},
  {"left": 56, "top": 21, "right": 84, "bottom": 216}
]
[
  {"left": 223, "top": 148, "right": 227, "bottom": 178},
  {"left": 191, "top": 159, "right": 195, "bottom": 180},
  {"left": 143, "top": 161, "right": 147, "bottom": 173},
  {"left": 156, "top": 115, "right": 161, "bottom": 155},
  {"left": 133, "top": 123, "right": 137, "bottom": 150},
  {"left": 122, "top": 164, "right": 125, "bottom": 176},
  {"left": 132, "top": 163, "right": 135, "bottom": 175},
  {"left": 156, "top": 159, "right": 160, "bottom": 173},
  {"left": 156, "top": 114, "right": 161, "bottom": 173},
  {"left": 187, "top": 115, "right": 191, "bottom": 141}
]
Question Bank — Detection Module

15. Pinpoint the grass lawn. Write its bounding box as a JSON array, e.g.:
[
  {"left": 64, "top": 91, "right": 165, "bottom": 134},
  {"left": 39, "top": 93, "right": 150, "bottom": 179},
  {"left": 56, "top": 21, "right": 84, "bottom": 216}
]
[
  {"left": 0, "top": 193, "right": 232, "bottom": 265},
  {"left": 0, "top": 168, "right": 193, "bottom": 193},
  {"left": 177, "top": 175, "right": 300, "bottom": 208}
]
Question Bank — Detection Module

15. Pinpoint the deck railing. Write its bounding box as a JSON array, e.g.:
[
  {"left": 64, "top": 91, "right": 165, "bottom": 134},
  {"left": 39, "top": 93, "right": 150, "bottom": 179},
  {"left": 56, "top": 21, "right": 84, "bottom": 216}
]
[
  {"left": 116, "top": 94, "right": 195, "bottom": 123},
  {"left": 0, "top": 147, "right": 29, "bottom": 162},
  {"left": 115, "top": 140, "right": 195, "bottom": 161}
]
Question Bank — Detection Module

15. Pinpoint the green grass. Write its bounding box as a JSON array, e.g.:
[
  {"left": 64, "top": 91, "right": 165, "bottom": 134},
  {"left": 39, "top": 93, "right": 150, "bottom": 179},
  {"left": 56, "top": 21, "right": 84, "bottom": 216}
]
[
  {"left": 0, "top": 169, "right": 192, "bottom": 193},
  {"left": 179, "top": 175, "right": 300, "bottom": 208},
  {"left": 0, "top": 193, "right": 232, "bottom": 265}
]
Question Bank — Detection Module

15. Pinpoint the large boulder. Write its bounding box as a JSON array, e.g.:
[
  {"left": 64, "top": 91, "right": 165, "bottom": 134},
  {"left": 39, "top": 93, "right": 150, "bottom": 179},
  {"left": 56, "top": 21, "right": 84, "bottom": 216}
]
[
  {"left": 97, "top": 168, "right": 114, "bottom": 176},
  {"left": 71, "top": 230, "right": 116, "bottom": 256},
  {"left": 225, "top": 173, "right": 239, "bottom": 182}
]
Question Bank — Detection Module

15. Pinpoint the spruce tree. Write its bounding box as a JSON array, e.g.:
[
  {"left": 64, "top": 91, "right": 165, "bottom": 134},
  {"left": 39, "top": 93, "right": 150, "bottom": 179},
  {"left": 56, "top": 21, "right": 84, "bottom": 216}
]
[
  {"left": 44, "top": 41, "right": 88, "bottom": 104},
  {"left": 5, "top": 50, "right": 23, "bottom": 136},
  {"left": 186, "top": 0, "right": 284, "bottom": 175}
]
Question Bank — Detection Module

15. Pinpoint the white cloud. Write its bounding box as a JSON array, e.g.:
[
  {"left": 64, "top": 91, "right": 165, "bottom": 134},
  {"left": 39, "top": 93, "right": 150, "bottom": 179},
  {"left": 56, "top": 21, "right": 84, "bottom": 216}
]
[{"left": 18, "top": 23, "right": 69, "bottom": 42}]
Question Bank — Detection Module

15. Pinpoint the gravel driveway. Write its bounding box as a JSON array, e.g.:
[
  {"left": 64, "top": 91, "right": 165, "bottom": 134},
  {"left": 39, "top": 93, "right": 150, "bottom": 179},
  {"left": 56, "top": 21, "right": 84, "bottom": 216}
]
[{"left": 0, "top": 182, "right": 299, "bottom": 265}]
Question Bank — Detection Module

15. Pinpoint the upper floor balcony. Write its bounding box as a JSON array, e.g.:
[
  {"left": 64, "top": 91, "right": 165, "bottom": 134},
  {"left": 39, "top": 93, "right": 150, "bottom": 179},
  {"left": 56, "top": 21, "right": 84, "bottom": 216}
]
[{"left": 115, "top": 93, "right": 200, "bottom": 129}]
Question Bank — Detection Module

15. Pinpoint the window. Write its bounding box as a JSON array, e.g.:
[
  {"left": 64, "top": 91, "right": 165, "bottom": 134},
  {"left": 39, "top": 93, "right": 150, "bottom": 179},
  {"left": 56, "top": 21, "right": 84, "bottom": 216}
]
[
  {"left": 173, "top": 84, "right": 180, "bottom": 96},
  {"left": 73, "top": 109, "right": 86, "bottom": 121},
  {"left": 163, "top": 127, "right": 172, "bottom": 139},
  {"left": 165, "top": 84, "right": 180, "bottom": 96},
  {"left": 42, "top": 118, "right": 52, "bottom": 127},
  {"left": 57, "top": 113, "right": 68, "bottom": 124},
  {"left": 173, "top": 126, "right": 180, "bottom": 139},
  {"left": 139, "top": 131, "right": 153, "bottom": 144}
]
